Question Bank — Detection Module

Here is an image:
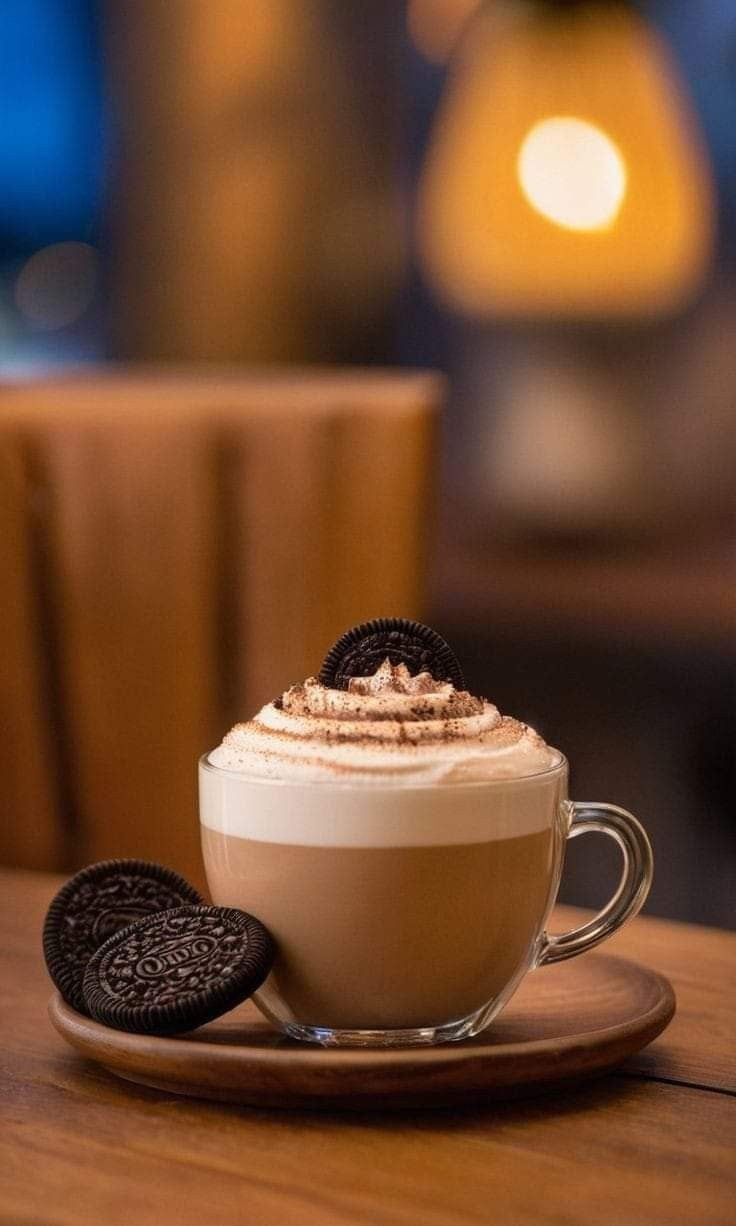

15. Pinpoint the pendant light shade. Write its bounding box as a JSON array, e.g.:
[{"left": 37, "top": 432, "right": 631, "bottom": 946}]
[{"left": 418, "top": 1, "right": 715, "bottom": 319}]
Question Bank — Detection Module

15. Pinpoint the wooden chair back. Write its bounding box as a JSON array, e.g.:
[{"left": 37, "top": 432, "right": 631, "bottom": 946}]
[{"left": 0, "top": 368, "right": 440, "bottom": 891}]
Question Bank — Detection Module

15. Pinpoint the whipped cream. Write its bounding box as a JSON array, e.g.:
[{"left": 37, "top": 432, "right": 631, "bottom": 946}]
[{"left": 208, "top": 660, "right": 559, "bottom": 784}]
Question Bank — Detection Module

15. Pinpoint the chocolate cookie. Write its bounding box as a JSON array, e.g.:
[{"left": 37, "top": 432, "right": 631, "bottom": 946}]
[
  {"left": 82, "top": 905, "right": 275, "bottom": 1035},
  {"left": 319, "top": 618, "right": 466, "bottom": 691},
  {"left": 42, "top": 859, "right": 203, "bottom": 1013}
]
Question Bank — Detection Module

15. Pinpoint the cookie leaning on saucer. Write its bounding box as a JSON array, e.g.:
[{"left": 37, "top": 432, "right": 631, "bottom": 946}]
[
  {"left": 42, "top": 859, "right": 203, "bottom": 1014},
  {"left": 319, "top": 617, "right": 466, "bottom": 691},
  {"left": 82, "top": 905, "right": 276, "bottom": 1035}
]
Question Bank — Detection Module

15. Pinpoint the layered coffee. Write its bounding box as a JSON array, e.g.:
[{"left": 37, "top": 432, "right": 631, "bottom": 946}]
[
  {"left": 202, "top": 821, "right": 559, "bottom": 1030},
  {"left": 200, "top": 659, "right": 566, "bottom": 1032}
]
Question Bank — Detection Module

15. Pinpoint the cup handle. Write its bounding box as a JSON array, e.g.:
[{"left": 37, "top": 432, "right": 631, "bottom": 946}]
[{"left": 537, "top": 802, "right": 653, "bottom": 966}]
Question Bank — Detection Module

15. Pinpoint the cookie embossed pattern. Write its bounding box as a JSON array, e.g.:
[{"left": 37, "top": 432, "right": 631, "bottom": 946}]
[
  {"left": 42, "top": 860, "right": 204, "bottom": 1014},
  {"left": 83, "top": 907, "right": 275, "bottom": 1035},
  {"left": 42, "top": 863, "right": 276, "bottom": 1035},
  {"left": 318, "top": 617, "right": 467, "bottom": 691}
]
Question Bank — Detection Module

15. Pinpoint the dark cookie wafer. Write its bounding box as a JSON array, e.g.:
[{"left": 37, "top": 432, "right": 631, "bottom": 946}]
[
  {"left": 43, "top": 859, "right": 203, "bottom": 1013},
  {"left": 319, "top": 618, "right": 466, "bottom": 691},
  {"left": 82, "top": 905, "right": 275, "bottom": 1035}
]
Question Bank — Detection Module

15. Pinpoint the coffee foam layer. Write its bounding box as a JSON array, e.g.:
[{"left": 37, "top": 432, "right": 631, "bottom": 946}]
[
  {"left": 199, "top": 769, "right": 568, "bottom": 847},
  {"left": 208, "top": 661, "right": 559, "bottom": 786}
]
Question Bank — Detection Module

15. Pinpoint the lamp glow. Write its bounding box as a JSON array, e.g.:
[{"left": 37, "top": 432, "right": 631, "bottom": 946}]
[
  {"left": 517, "top": 117, "right": 626, "bottom": 232},
  {"left": 418, "top": 2, "right": 715, "bottom": 318}
]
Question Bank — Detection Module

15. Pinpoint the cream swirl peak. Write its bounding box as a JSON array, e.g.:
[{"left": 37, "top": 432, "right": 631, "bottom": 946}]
[{"left": 208, "top": 660, "right": 560, "bottom": 783}]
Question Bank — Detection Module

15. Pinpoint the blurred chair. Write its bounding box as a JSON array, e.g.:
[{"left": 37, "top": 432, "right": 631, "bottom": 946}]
[{"left": 0, "top": 367, "right": 441, "bottom": 890}]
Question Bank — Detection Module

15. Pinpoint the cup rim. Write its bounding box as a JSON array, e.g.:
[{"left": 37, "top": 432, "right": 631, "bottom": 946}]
[{"left": 198, "top": 750, "right": 568, "bottom": 791}]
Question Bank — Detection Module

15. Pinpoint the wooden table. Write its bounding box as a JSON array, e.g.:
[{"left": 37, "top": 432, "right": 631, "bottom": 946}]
[{"left": 2, "top": 868, "right": 734, "bottom": 1225}]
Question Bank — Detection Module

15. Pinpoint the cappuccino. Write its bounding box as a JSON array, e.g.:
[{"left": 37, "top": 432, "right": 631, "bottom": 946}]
[
  {"left": 202, "top": 818, "right": 560, "bottom": 1030},
  {"left": 200, "top": 695, "right": 567, "bottom": 1031},
  {"left": 200, "top": 638, "right": 652, "bottom": 1043},
  {"left": 201, "top": 657, "right": 567, "bottom": 1034}
]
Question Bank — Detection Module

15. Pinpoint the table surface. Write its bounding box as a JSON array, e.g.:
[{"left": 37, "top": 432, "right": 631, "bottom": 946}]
[{"left": 2, "top": 868, "right": 734, "bottom": 1226}]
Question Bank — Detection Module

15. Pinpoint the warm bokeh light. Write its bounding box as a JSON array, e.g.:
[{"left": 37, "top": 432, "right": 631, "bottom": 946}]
[
  {"left": 14, "top": 241, "right": 98, "bottom": 330},
  {"left": 517, "top": 116, "right": 627, "bottom": 232},
  {"left": 418, "top": 3, "right": 714, "bottom": 318}
]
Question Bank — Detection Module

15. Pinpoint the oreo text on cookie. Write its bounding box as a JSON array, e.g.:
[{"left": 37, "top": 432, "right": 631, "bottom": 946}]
[{"left": 82, "top": 905, "right": 276, "bottom": 1035}]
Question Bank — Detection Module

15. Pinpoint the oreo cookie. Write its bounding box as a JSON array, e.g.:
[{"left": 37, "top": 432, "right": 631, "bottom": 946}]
[
  {"left": 82, "top": 905, "right": 275, "bottom": 1035},
  {"left": 42, "top": 859, "right": 203, "bottom": 1013},
  {"left": 319, "top": 618, "right": 466, "bottom": 691}
]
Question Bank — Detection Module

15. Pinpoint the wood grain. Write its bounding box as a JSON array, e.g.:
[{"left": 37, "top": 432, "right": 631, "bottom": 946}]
[
  {"left": 33, "top": 414, "right": 220, "bottom": 893},
  {"left": 0, "top": 436, "right": 62, "bottom": 870},
  {"left": 326, "top": 398, "right": 436, "bottom": 633},
  {"left": 2, "top": 871, "right": 735, "bottom": 1226},
  {"left": 229, "top": 410, "right": 336, "bottom": 709},
  {"left": 47, "top": 951, "right": 675, "bottom": 1109},
  {"left": 586, "top": 904, "right": 736, "bottom": 1093}
]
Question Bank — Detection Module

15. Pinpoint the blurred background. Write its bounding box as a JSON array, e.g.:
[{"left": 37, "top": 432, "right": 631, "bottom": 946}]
[{"left": 1, "top": 0, "right": 734, "bottom": 926}]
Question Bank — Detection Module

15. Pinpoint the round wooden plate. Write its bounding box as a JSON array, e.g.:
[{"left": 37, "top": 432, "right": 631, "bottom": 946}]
[{"left": 49, "top": 953, "right": 674, "bottom": 1110}]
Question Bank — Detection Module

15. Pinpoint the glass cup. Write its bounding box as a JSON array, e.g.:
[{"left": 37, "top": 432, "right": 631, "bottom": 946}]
[{"left": 199, "top": 753, "right": 652, "bottom": 1047}]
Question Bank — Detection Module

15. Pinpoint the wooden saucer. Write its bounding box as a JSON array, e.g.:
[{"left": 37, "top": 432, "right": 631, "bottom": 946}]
[{"left": 49, "top": 953, "right": 674, "bottom": 1110}]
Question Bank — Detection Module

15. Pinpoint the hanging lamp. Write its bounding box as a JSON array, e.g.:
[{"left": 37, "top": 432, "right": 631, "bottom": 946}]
[{"left": 417, "top": 0, "right": 715, "bottom": 319}]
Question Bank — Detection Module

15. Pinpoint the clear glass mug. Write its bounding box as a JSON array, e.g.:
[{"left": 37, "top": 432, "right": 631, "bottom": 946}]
[{"left": 199, "top": 753, "right": 652, "bottom": 1047}]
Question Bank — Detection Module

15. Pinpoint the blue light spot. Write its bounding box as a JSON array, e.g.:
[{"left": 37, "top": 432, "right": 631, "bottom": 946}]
[{"left": 0, "top": 0, "right": 105, "bottom": 250}]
